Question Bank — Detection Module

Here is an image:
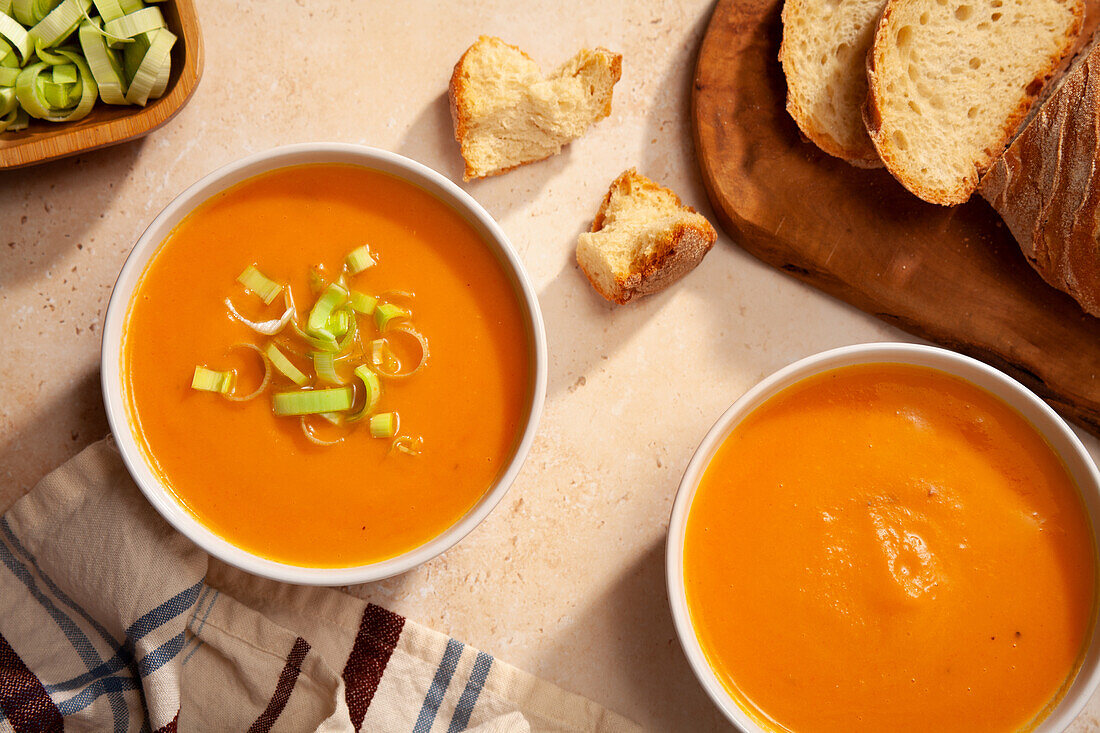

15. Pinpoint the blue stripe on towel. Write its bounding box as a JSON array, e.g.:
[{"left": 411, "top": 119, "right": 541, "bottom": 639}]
[
  {"left": 137, "top": 632, "right": 186, "bottom": 678},
  {"left": 412, "top": 638, "right": 465, "bottom": 733},
  {"left": 1, "top": 518, "right": 134, "bottom": 728},
  {"left": 56, "top": 674, "right": 141, "bottom": 716},
  {"left": 45, "top": 580, "right": 204, "bottom": 691},
  {"left": 447, "top": 651, "right": 493, "bottom": 732}
]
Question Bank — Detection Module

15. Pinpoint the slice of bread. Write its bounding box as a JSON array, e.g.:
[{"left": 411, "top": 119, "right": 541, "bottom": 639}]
[
  {"left": 449, "top": 37, "right": 622, "bottom": 181},
  {"left": 779, "top": 0, "right": 888, "bottom": 166},
  {"left": 577, "top": 169, "right": 717, "bottom": 305},
  {"left": 865, "top": 0, "right": 1084, "bottom": 205},
  {"left": 980, "top": 43, "right": 1100, "bottom": 316}
]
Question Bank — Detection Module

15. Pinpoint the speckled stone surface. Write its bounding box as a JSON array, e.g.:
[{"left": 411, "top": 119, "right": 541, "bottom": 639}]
[{"left": 2, "top": 2, "right": 1099, "bottom": 731}]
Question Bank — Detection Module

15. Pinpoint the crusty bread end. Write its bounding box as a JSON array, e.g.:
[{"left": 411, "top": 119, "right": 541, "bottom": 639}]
[{"left": 577, "top": 169, "right": 717, "bottom": 305}]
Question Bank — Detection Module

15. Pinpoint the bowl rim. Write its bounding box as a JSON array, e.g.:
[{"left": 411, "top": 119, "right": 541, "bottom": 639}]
[
  {"left": 665, "top": 342, "right": 1100, "bottom": 732},
  {"left": 101, "top": 142, "right": 548, "bottom": 585}
]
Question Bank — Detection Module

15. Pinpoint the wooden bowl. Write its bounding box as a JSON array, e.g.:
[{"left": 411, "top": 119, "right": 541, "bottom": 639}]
[{"left": 0, "top": 0, "right": 203, "bottom": 169}]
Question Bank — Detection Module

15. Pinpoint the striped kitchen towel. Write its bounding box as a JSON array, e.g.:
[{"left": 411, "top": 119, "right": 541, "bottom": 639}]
[{"left": 0, "top": 439, "right": 641, "bottom": 733}]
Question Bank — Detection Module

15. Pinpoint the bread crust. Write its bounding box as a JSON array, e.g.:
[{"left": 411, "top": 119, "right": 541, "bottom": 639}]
[
  {"left": 779, "top": 0, "right": 884, "bottom": 167},
  {"left": 981, "top": 45, "right": 1100, "bottom": 316},
  {"left": 579, "top": 170, "right": 718, "bottom": 305},
  {"left": 448, "top": 38, "right": 622, "bottom": 182},
  {"left": 865, "top": 0, "right": 1084, "bottom": 206}
]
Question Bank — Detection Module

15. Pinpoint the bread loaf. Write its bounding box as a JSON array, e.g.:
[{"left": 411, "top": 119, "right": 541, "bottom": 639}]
[
  {"left": 779, "top": 0, "right": 887, "bottom": 166},
  {"left": 865, "top": 0, "right": 1084, "bottom": 205},
  {"left": 448, "top": 37, "right": 622, "bottom": 181},
  {"left": 981, "top": 44, "right": 1100, "bottom": 317},
  {"left": 577, "top": 169, "right": 717, "bottom": 305}
]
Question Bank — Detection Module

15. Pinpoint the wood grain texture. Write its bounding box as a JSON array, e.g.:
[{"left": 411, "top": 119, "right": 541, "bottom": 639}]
[
  {"left": 0, "top": 0, "right": 203, "bottom": 169},
  {"left": 692, "top": 0, "right": 1100, "bottom": 437}
]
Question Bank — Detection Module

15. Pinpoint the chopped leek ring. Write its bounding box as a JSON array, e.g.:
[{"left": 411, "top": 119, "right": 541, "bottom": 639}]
[
  {"left": 225, "top": 298, "right": 293, "bottom": 335},
  {"left": 265, "top": 343, "right": 308, "bottom": 387},
  {"left": 307, "top": 282, "right": 347, "bottom": 338},
  {"left": 312, "top": 351, "right": 342, "bottom": 384},
  {"left": 326, "top": 308, "right": 350, "bottom": 338},
  {"left": 370, "top": 338, "right": 399, "bottom": 373},
  {"left": 373, "top": 302, "right": 408, "bottom": 331},
  {"left": 236, "top": 264, "right": 282, "bottom": 305},
  {"left": 91, "top": 0, "right": 123, "bottom": 21},
  {"left": 345, "top": 245, "right": 375, "bottom": 274},
  {"left": 28, "top": 0, "right": 91, "bottom": 48},
  {"left": 345, "top": 365, "right": 381, "bottom": 423},
  {"left": 319, "top": 411, "right": 343, "bottom": 426},
  {"left": 336, "top": 312, "right": 358, "bottom": 351},
  {"left": 273, "top": 387, "right": 352, "bottom": 416},
  {"left": 16, "top": 48, "right": 97, "bottom": 122},
  {"left": 191, "top": 366, "right": 234, "bottom": 394},
  {"left": 369, "top": 412, "right": 398, "bottom": 438},
  {"left": 371, "top": 327, "right": 429, "bottom": 379},
  {"left": 78, "top": 17, "right": 126, "bottom": 104},
  {"left": 392, "top": 435, "right": 423, "bottom": 456},
  {"left": 224, "top": 343, "right": 270, "bottom": 402},
  {"left": 0, "top": 13, "right": 31, "bottom": 62},
  {"left": 0, "top": 0, "right": 12, "bottom": 16},
  {"left": 349, "top": 290, "right": 376, "bottom": 315},
  {"left": 123, "top": 25, "right": 172, "bottom": 106},
  {"left": 101, "top": 4, "right": 160, "bottom": 41},
  {"left": 0, "top": 104, "right": 27, "bottom": 130},
  {"left": 0, "top": 86, "right": 16, "bottom": 115},
  {"left": 11, "top": 0, "right": 53, "bottom": 28},
  {"left": 51, "top": 62, "right": 76, "bottom": 82},
  {"left": 291, "top": 321, "right": 339, "bottom": 353},
  {"left": 300, "top": 416, "right": 343, "bottom": 447}
]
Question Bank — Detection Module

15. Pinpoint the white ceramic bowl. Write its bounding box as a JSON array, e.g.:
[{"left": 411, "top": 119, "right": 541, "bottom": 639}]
[
  {"left": 666, "top": 342, "right": 1100, "bottom": 732},
  {"left": 102, "top": 143, "right": 548, "bottom": 585}
]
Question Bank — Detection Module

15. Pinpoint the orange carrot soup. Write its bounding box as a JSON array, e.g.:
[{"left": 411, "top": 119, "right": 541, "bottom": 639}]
[
  {"left": 684, "top": 363, "right": 1096, "bottom": 732},
  {"left": 123, "top": 164, "right": 532, "bottom": 567}
]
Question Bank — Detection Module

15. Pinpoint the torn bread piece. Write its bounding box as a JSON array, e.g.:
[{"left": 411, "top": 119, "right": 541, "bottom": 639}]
[
  {"left": 448, "top": 36, "right": 622, "bottom": 181},
  {"left": 577, "top": 169, "right": 717, "bottom": 305}
]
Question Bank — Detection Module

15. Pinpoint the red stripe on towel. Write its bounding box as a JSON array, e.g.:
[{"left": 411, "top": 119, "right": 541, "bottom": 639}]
[
  {"left": 154, "top": 711, "right": 178, "bottom": 732},
  {"left": 248, "top": 636, "right": 310, "bottom": 733},
  {"left": 0, "top": 632, "right": 62, "bottom": 733},
  {"left": 342, "top": 604, "right": 405, "bottom": 730}
]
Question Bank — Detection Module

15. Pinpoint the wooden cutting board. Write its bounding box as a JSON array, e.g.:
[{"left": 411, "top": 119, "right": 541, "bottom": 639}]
[{"left": 692, "top": 0, "right": 1100, "bottom": 438}]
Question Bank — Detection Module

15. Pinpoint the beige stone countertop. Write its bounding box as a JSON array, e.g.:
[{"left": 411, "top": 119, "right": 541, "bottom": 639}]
[{"left": 3, "top": 1, "right": 1100, "bottom": 731}]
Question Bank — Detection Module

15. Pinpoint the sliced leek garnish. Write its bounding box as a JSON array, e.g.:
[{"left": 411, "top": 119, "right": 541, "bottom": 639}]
[
  {"left": 273, "top": 387, "right": 353, "bottom": 416},
  {"left": 374, "top": 302, "right": 408, "bottom": 331},
  {"left": 191, "top": 366, "right": 234, "bottom": 394},
  {"left": 369, "top": 412, "right": 398, "bottom": 439},
  {"left": 345, "top": 245, "right": 375, "bottom": 274},
  {"left": 392, "top": 435, "right": 423, "bottom": 456},
  {"left": 349, "top": 289, "right": 376, "bottom": 315},
  {"left": 307, "top": 282, "right": 347, "bottom": 339},
  {"left": 237, "top": 264, "right": 283, "bottom": 305},
  {"left": 346, "top": 365, "right": 381, "bottom": 422},
  {"left": 193, "top": 258, "right": 428, "bottom": 452},
  {"left": 225, "top": 298, "right": 294, "bottom": 336},
  {"left": 312, "top": 351, "right": 342, "bottom": 384},
  {"left": 265, "top": 343, "right": 308, "bottom": 387}
]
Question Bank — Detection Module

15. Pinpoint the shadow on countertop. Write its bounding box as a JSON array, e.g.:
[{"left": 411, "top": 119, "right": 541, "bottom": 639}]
[{"left": 0, "top": 137, "right": 146, "bottom": 291}]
